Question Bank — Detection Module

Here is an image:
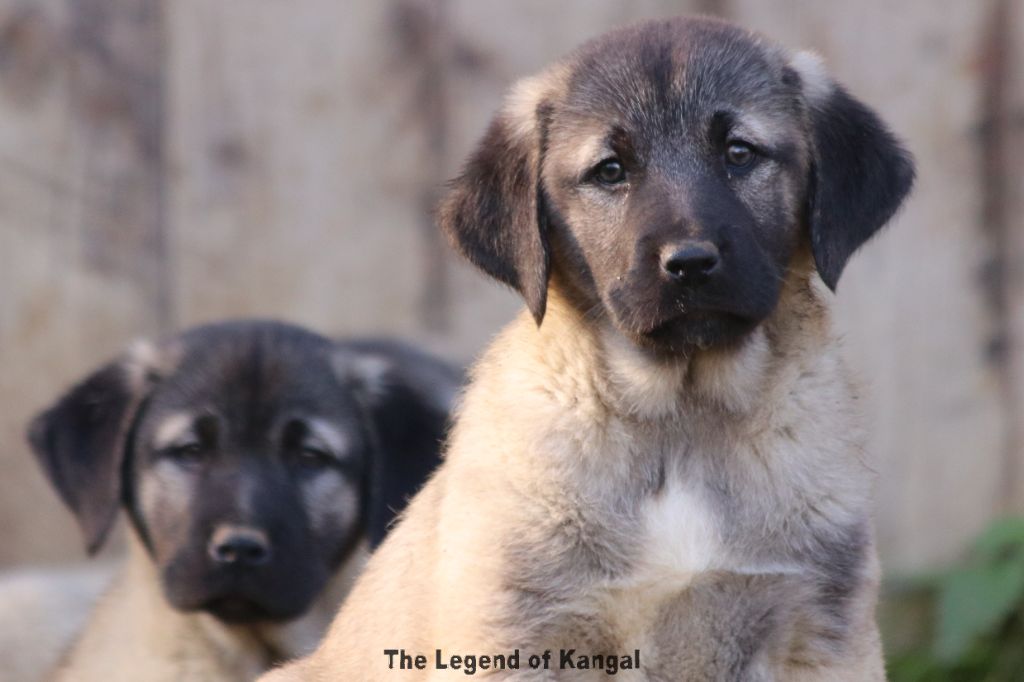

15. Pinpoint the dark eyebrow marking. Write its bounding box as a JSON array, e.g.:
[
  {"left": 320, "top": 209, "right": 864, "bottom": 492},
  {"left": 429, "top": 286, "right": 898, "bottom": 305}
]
[
  {"left": 281, "top": 418, "right": 306, "bottom": 450},
  {"left": 574, "top": 125, "right": 637, "bottom": 185},
  {"left": 281, "top": 417, "right": 351, "bottom": 463},
  {"left": 194, "top": 414, "right": 219, "bottom": 447},
  {"left": 709, "top": 110, "right": 735, "bottom": 145},
  {"left": 606, "top": 125, "right": 637, "bottom": 166},
  {"left": 707, "top": 109, "right": 803, "bottom": 166}
]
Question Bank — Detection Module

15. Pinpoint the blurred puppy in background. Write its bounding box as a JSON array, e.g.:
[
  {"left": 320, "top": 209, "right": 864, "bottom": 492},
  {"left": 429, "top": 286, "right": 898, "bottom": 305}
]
[
  {"left": 24, "top": 320, "right": 459, "bottom": 681},
  {"left": 266, "top": 16, "right": 913, "bottom": 681}
]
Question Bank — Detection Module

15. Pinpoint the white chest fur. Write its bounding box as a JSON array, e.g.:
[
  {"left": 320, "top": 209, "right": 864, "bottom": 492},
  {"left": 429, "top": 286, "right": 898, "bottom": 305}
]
[
  {"left": 634, "top": 482, "right": 722, "bottom": 587},
  {"left": 597, "top": 478, "right": 811, "bottom": 665},
  {"left": 592, "top": 480, "right": 724, "bottom": 654}
]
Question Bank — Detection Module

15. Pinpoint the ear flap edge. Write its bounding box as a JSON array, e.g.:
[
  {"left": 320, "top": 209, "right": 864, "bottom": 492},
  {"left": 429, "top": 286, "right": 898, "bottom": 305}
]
[
  {"left": 26, "top": 345, "right": 161, "bottom": 555},
  {"left": 796, "top": 57, "right": 916, "bottom": 290},
  {"left": 437, "top": 86, "right": 553, "bottom": 324},
  {"left": 333, "top": 342, "right": 459, "bottom": 547}
]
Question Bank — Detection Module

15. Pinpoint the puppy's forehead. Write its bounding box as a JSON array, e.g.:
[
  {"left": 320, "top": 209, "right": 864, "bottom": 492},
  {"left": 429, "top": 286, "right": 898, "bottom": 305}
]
[
  {"left": 559, "top": 19, "right": 795, "bottom": 128},
  {"left": 151, "top": 323, "right": 351, "bottom": 418}
]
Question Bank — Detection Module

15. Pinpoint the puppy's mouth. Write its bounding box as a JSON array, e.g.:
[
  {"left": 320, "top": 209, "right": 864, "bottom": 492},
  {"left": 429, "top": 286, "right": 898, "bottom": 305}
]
[
  {"left": 203, "top": 595, "right": 295, "bottom": 624},
  {"left": 629, "top": 311, "right": 757, "bottom": 351},
  {"left": 179, "top": 582, "right": 315, "bottom": 623},
  {"left": 606, "top": 282, "right": 766, "bottom": 353},
  {"left": 163, "top": 555, "right": 329, "bottom": 624},
  {"left": 204, "top": 596, "right": 269, "bottom": 623}
]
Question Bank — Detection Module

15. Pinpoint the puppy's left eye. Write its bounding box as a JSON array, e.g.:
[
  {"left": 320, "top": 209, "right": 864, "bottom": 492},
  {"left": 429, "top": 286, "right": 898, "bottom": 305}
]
[
  {"left": 724, "top": 141, "right": 757, "bottom": 171},
  {"left": 591, "top": 158, "right": 627, "bottom": 186}
]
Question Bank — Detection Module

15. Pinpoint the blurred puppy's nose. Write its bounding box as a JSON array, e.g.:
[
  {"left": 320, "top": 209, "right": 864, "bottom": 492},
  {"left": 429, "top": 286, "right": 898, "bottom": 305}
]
[
  {"left": 208, "top": 525, "right": 271, "bottom": 567},
  {"left": 661, "top": 241, "right": 720, "bottom": 284}
]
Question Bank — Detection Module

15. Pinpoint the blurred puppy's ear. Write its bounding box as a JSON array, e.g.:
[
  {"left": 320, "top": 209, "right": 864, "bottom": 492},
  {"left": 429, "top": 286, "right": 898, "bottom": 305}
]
[
  {"left": 333, "top": 343, "right": 460, "bottom": 547},
  {"left": 792, "top": 52, "right": 915, "bottom": 290},
  {"left": 27, "top": 341, "right": 170, "bottom": 554},
  {"left": 437, "top": 75, "right": 556, "bottom": 324}
]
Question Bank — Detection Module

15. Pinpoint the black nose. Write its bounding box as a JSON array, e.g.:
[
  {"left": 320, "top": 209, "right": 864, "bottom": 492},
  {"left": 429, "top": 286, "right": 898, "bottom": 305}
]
[
  {"left": 208, "top": 526, "right": 271, "bottom": 567},
  {"left": 661, "top": 241, "right": 720, "bottom": 283}
]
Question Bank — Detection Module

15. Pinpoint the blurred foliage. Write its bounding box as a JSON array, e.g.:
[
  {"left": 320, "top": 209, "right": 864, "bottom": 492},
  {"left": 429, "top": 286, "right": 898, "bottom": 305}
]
[{"left": 886, "top": 517, "right": 1024, "bottom": 682}]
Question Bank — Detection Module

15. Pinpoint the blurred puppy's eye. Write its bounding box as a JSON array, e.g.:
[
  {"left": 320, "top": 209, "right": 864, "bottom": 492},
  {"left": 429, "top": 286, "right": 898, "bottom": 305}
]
[
  {"left": 591, "top": 158, "right": 627, "bottom": 186},
  {"left": 297, "top": 444, "right": 335, "bottom": 468},
  {"left": 167, "top": 441, "right": 205, "bottom": 463},
  {"left": 724, "top": 141, "right": 757, "bottom": 171}
]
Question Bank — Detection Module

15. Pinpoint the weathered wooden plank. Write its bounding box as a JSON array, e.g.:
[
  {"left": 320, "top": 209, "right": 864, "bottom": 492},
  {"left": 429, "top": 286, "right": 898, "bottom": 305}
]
[
  {"left": 1004, "top": 0, "right": 1024, "bottom": 514},
  {"left": 165, "top": 0, "right": 505, "bottom": 361},
  {"left": 729, "top": 0, "right": 1005, "bottom": 573}
]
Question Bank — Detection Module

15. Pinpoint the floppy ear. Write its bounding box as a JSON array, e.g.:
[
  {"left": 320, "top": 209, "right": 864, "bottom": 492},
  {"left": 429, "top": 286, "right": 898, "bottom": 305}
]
[
  {"left": 27, "top": 342, "right": 163, "bottom": 554},
  {"left": 334, "top": 342, "right": 460, "bottom": 547},
  {"left": 438, "top": 78, "right": 553, "bottom": 324},
  {"left": 794, "top": 53, "right": 916, "bottom": 290}
]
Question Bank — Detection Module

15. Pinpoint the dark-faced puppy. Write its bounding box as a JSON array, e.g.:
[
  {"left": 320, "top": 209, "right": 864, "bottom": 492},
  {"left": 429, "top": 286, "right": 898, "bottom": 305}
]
[
  {"left": 267, "top": 17, "right": 913, "bottom": 681},
  {"left": 29, "top": 321, "right": 459, "bottom": 680}
]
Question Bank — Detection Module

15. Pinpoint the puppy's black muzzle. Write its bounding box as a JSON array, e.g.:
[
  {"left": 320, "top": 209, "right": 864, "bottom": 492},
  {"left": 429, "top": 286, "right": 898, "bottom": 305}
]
[
  {"left": 609, "top": 223, "right": 783, "bottom": 351},
  {"left": 163, "top": 487, "right": 332, "bottom": 623}
]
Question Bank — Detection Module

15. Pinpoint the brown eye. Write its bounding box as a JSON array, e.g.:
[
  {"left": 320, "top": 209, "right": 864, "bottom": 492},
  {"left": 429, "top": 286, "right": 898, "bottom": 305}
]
[
  {"left": 725, "top": 141, "right": 756, "bottom": 170},
  {"left": 593, "top": 158, "right": 626, "bottom": 185}
]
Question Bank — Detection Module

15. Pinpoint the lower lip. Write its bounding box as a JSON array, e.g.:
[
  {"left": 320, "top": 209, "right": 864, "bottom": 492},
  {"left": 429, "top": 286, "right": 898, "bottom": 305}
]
[
  {"left": 641, "top": 311, "right": 720, "bottom": 335},
  {"left": 206, "top": 596, "right": 265, "bottom": 619}
]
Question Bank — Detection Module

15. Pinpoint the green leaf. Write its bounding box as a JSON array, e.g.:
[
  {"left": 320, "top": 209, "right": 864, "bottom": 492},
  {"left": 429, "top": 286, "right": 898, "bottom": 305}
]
[
  {"left": 887, "top": 651, "right": 941, "bottom": 682},
  {"left": 973, "top": 518, "right": 1024, "bottom": 562},
  {"left": 933, "top": 561, "right": 1024, "bottom": 662}
]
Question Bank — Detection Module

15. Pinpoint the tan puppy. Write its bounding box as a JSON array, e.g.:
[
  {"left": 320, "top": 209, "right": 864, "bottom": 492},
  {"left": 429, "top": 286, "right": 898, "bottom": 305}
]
[{"left": 266, "top": 17, "right": 913, "bottom": 680}]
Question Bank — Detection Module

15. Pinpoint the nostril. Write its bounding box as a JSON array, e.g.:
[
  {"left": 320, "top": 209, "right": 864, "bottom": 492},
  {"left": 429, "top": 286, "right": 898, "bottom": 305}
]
[
  {"left": 211, "top": 537, "right": 270, "bottom": 566},
  {"left": 665, "top": 254, "right": 716, "bottom": 277},
  {"left": 661, "top": 242, "right": 720, "bottom": 281},
  {"left": 238, "top": 540, "right": 268, "bottom": 564},
  {"left": 208, "top": 526, "right": 271, "bottom": 567}
]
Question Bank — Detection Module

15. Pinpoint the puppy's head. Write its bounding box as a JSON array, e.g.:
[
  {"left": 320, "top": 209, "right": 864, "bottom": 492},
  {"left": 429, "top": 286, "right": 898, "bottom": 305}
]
[
  {"left": 440, "top": 17, "right": 914, "bottom": 352},
  {"left": 28, "top": 321, "right": 455, "bottom": 623}
]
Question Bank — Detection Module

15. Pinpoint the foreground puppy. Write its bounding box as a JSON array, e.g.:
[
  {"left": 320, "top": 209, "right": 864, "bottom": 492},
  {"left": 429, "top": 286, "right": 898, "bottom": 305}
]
[
  {"left": 266, "top": 17, "right": 913, "bottom": 681},
  {"left": 28, "top": 321, "right": 459, "bottom": 681}
]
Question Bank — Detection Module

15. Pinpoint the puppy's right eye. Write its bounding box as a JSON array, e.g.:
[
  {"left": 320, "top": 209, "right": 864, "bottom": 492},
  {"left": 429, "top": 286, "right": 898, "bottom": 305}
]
[
  {"left": 167, "top": 442, "right": 205, "bottom": 463},
  {"left": 591, "top": 158, "right": 627, "bottom": 186},
  {"left": 297, "top": 444, "right": 336, "bottom": 468}
]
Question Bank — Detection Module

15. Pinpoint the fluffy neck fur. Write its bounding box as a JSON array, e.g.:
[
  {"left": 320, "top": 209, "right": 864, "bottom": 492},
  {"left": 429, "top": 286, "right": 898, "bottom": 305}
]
[{"left": 485, "top": 252, "right": 836, "bottom": 425}]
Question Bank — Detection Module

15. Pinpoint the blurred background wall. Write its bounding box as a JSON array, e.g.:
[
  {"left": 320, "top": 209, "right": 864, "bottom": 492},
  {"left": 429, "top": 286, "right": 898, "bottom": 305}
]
[{"left": 0, "top": 0, "right": 1022, "bottom": 583}]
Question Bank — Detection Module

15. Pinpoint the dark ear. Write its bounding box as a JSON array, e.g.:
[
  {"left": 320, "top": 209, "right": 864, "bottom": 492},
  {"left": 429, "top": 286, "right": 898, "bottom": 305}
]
[
  {"left": 799, "top": 57, "right": 915, "bottom": 290},
  {"left": 335, "top": 342, "right": 460, "bottom": 547},
  {"left": 438, "top": 88, "right": 552, "bottom": 324},
  {"left": 27, "top": 344, "right": 161, "bottom": 554}
]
